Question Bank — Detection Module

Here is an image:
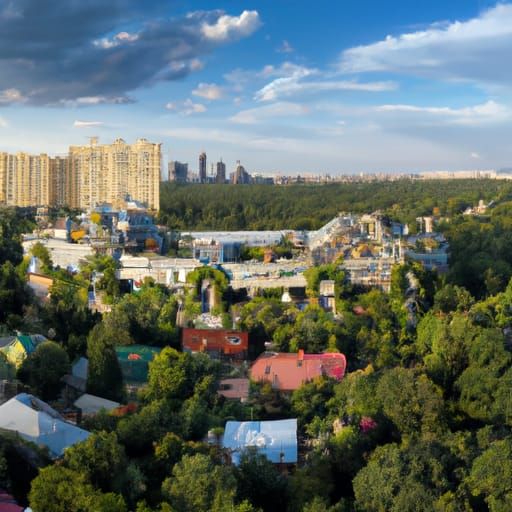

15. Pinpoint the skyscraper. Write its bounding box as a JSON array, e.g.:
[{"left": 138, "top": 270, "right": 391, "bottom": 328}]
[
  {"left": 216, "top": 159, "right": 226, "bottom": 184},
  {"left": 169, "top": 161, "right": 189, "bottom": 183},
  {"left": 232, "top": 161, "right": 251, "bottom": 184},
  {"left": 199, "top": 152, "right": 207, "bottom": 184}
]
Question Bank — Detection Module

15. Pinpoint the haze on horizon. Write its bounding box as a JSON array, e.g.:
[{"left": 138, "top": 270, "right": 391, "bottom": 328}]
[{"left": 1, "top": 0, "right": 512, "bottom": 174}]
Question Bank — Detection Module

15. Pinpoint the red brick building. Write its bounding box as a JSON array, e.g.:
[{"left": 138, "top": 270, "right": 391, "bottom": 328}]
[{"left": 182, "top": 328, "right": 249, "bottom": 359}]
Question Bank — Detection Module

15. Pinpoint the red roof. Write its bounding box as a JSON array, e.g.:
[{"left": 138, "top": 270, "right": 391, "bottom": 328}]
[
  {"left": 182, "top": 328, "right": 248, "bottom": 356},
  {"left": 0, "top": 490, "right": 23, "bottom": 512},
  {"left": 250, "top": 351, "right": 347, "bottom": 391}
]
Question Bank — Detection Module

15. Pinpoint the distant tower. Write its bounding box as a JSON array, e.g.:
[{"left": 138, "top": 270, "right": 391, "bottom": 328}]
[
  {"left": 232, "top": 161, "right": 251, "bottom": 184},
  {"left": 168, "top": 161, "right": 188, "bottom": 183},
  {"left": 199, "top": 152, "right": 207, "bottom": 184},
  {"left": 216, "top": 159, "right": 226, "bottom": 184}
]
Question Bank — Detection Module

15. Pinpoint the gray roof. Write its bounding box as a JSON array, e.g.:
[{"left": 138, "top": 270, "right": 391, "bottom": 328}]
[
  {"left": 74, "top": 394, "right": 120, "bottom": 415},
  {"left": 72, "top": 357, "right": 88, "bottom": 380},
  {"left": 0, "top": 393, "right": 90, "bottom": 458}
]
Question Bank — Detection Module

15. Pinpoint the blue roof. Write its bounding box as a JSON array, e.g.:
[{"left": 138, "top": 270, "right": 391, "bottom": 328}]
[
  {"left": 223, "top": 419, "right": 297, "bottom": 465},
  {"left": 0, "top": 393, "right": 89, "bottom": 458}
]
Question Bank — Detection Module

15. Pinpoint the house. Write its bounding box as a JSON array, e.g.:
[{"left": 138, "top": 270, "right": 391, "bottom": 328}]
[
  {"left": 223, "top": 419, "right": 297, "bottom": 465},
  {"left": 250, "top": 350, "right": 347, "bottom": 391},
  {"left": 0, "top": 393, "right": 89, "bottom": 458},
  {"left": 0, "top": 334, "right": 46, "bottom": 369},
  {"left": 115, "top": 345, "right": 161, "bottom": 384},
  {"left": 73, "top": 393, "right": 120, "bottom": 416},
  {"left": 182, "top": 328, "right": 249, "bottom": 360}
]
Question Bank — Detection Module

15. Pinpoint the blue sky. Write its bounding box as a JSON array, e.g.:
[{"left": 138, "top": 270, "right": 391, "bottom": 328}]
[{"left": 1, "top": 0, "right": 512, "bottom": 174}]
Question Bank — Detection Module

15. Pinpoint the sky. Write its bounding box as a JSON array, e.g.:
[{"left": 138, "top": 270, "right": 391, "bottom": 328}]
[{"left": 1, "top": 0, "right": 512, "bottom": 175}]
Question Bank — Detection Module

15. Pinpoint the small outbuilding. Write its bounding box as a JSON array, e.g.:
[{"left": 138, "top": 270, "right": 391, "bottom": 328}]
[{"left": 223, "top": 419, "right": 298, "bottom": 465}]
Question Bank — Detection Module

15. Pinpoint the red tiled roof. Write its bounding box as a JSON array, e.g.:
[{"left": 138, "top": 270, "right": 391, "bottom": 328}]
[{"left": 250, "top": 351, "right": 347, "bottom": 391}]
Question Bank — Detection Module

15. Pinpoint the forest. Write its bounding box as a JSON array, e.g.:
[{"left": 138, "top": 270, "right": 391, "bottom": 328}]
[
  {"left": 158, "top": 179, "right": 512, "bottom": 231},
  {"left": 2, "top": 186, "right": 512, "bottom": 511}
]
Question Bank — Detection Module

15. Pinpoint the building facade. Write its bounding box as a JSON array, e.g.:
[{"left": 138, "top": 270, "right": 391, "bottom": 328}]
[{"left": 0, "top": 152, "right": 50, "bottom": 207}]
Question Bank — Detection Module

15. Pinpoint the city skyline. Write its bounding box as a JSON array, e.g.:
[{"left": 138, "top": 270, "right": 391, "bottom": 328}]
[{"left": 1, "top": 1, "right": 512, "bottom": 173}]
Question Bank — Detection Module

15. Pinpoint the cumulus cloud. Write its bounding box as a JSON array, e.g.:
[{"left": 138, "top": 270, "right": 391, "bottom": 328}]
[
  {"left": 0, "top": 2, "right": 261, "bottom": 105},
  {"left": 166, "top": 99, "right": 207, "bottom": 115},
  {"left": 230, "top": 102, "right": 309, "bottom": 124},
  {"left": 192, "top": 83, "right": 224, "bottom": 100},
  {"left": 201, "top": 10, "right": 260, "bottom": 41},
  {"left": 73, "top": 120, "right": 105, "bottom": 128},
  {"left": 340, "top": 3, "right": 512, "bottom": 86},
  {"left": 376, "top": 100, "right": 511, "bottom": 125}
]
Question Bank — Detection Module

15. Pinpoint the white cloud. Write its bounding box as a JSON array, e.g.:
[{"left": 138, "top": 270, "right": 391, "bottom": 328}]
[
  {"left": 201, "top": 10, "right": 261, "bottom": 42},
  {"left": 0, "top": 88, "right": 25, "bottom": 104},
  {"left": 60, "top": 96, "right": 132, "bottom": 106},
  {"left": 277, "top": 40, "right": 294, "bottom": 53},
  {"left": 224, "top": 62, "right": 314, "bottom": 92},
  {"left": 376, "top": 100, "right": 511, "bottom": 125},
  {"left": 256, "top": 76, "right": 397, "bottom": 102},
  {"left": 340, "top": 4, "right": 512, "bottom": 86},
  {"left": 0, "top": 116, "right": 7, "bottom": 127},
  {"left": 93, "top": 31, "right": 139, "bottom": 49},
  {"left": 166, "top": 98, "right": 207, "bottom": 115},
  {"left": 230, "top": 102, "right": 309, "bottom": 124},
  {"left": 192, "top": 83, "right": 224, "bottom": 100},
  {"left": 470, "top": 152, "right": 481, "bottom": 159},
  {"left": 73, "top": 120, "right": 104, "bottom": 128}
]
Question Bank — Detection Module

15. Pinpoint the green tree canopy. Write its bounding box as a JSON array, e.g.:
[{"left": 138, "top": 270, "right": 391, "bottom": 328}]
[{"left": 17, "top": 340, "right": 70, "bottom": 400}]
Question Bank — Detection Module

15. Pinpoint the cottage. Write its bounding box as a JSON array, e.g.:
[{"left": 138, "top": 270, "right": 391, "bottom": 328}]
[{"left": 250, "top": 350, "right": 346, "bottom": 391}]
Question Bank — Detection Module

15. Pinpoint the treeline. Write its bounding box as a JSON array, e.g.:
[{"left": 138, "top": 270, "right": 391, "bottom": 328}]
[{"left": 159, "top": 180, "right": 512, "bottom": 231}]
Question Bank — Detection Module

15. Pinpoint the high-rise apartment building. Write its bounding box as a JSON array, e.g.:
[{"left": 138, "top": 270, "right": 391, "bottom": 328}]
[
  {"left": 216, "top": 159, "right": 226, "bottom": 184},
  {"left": 0, "top": 152, "right": 50, "bottom": 206},
  {"left": 169, "top": 161, "right": 189, "bottom": 182},
  {"left": 49, "top": 156, "right": 70, "bottom": 207},
  {"left": 0, "top": 138, "right": 161, "bottom": 210},
  {"left": 68, "top": 137, "right": 161, "bottom": 210},
  {"left": 199, "top": 152, "right": 207, "bottom": 184}
]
